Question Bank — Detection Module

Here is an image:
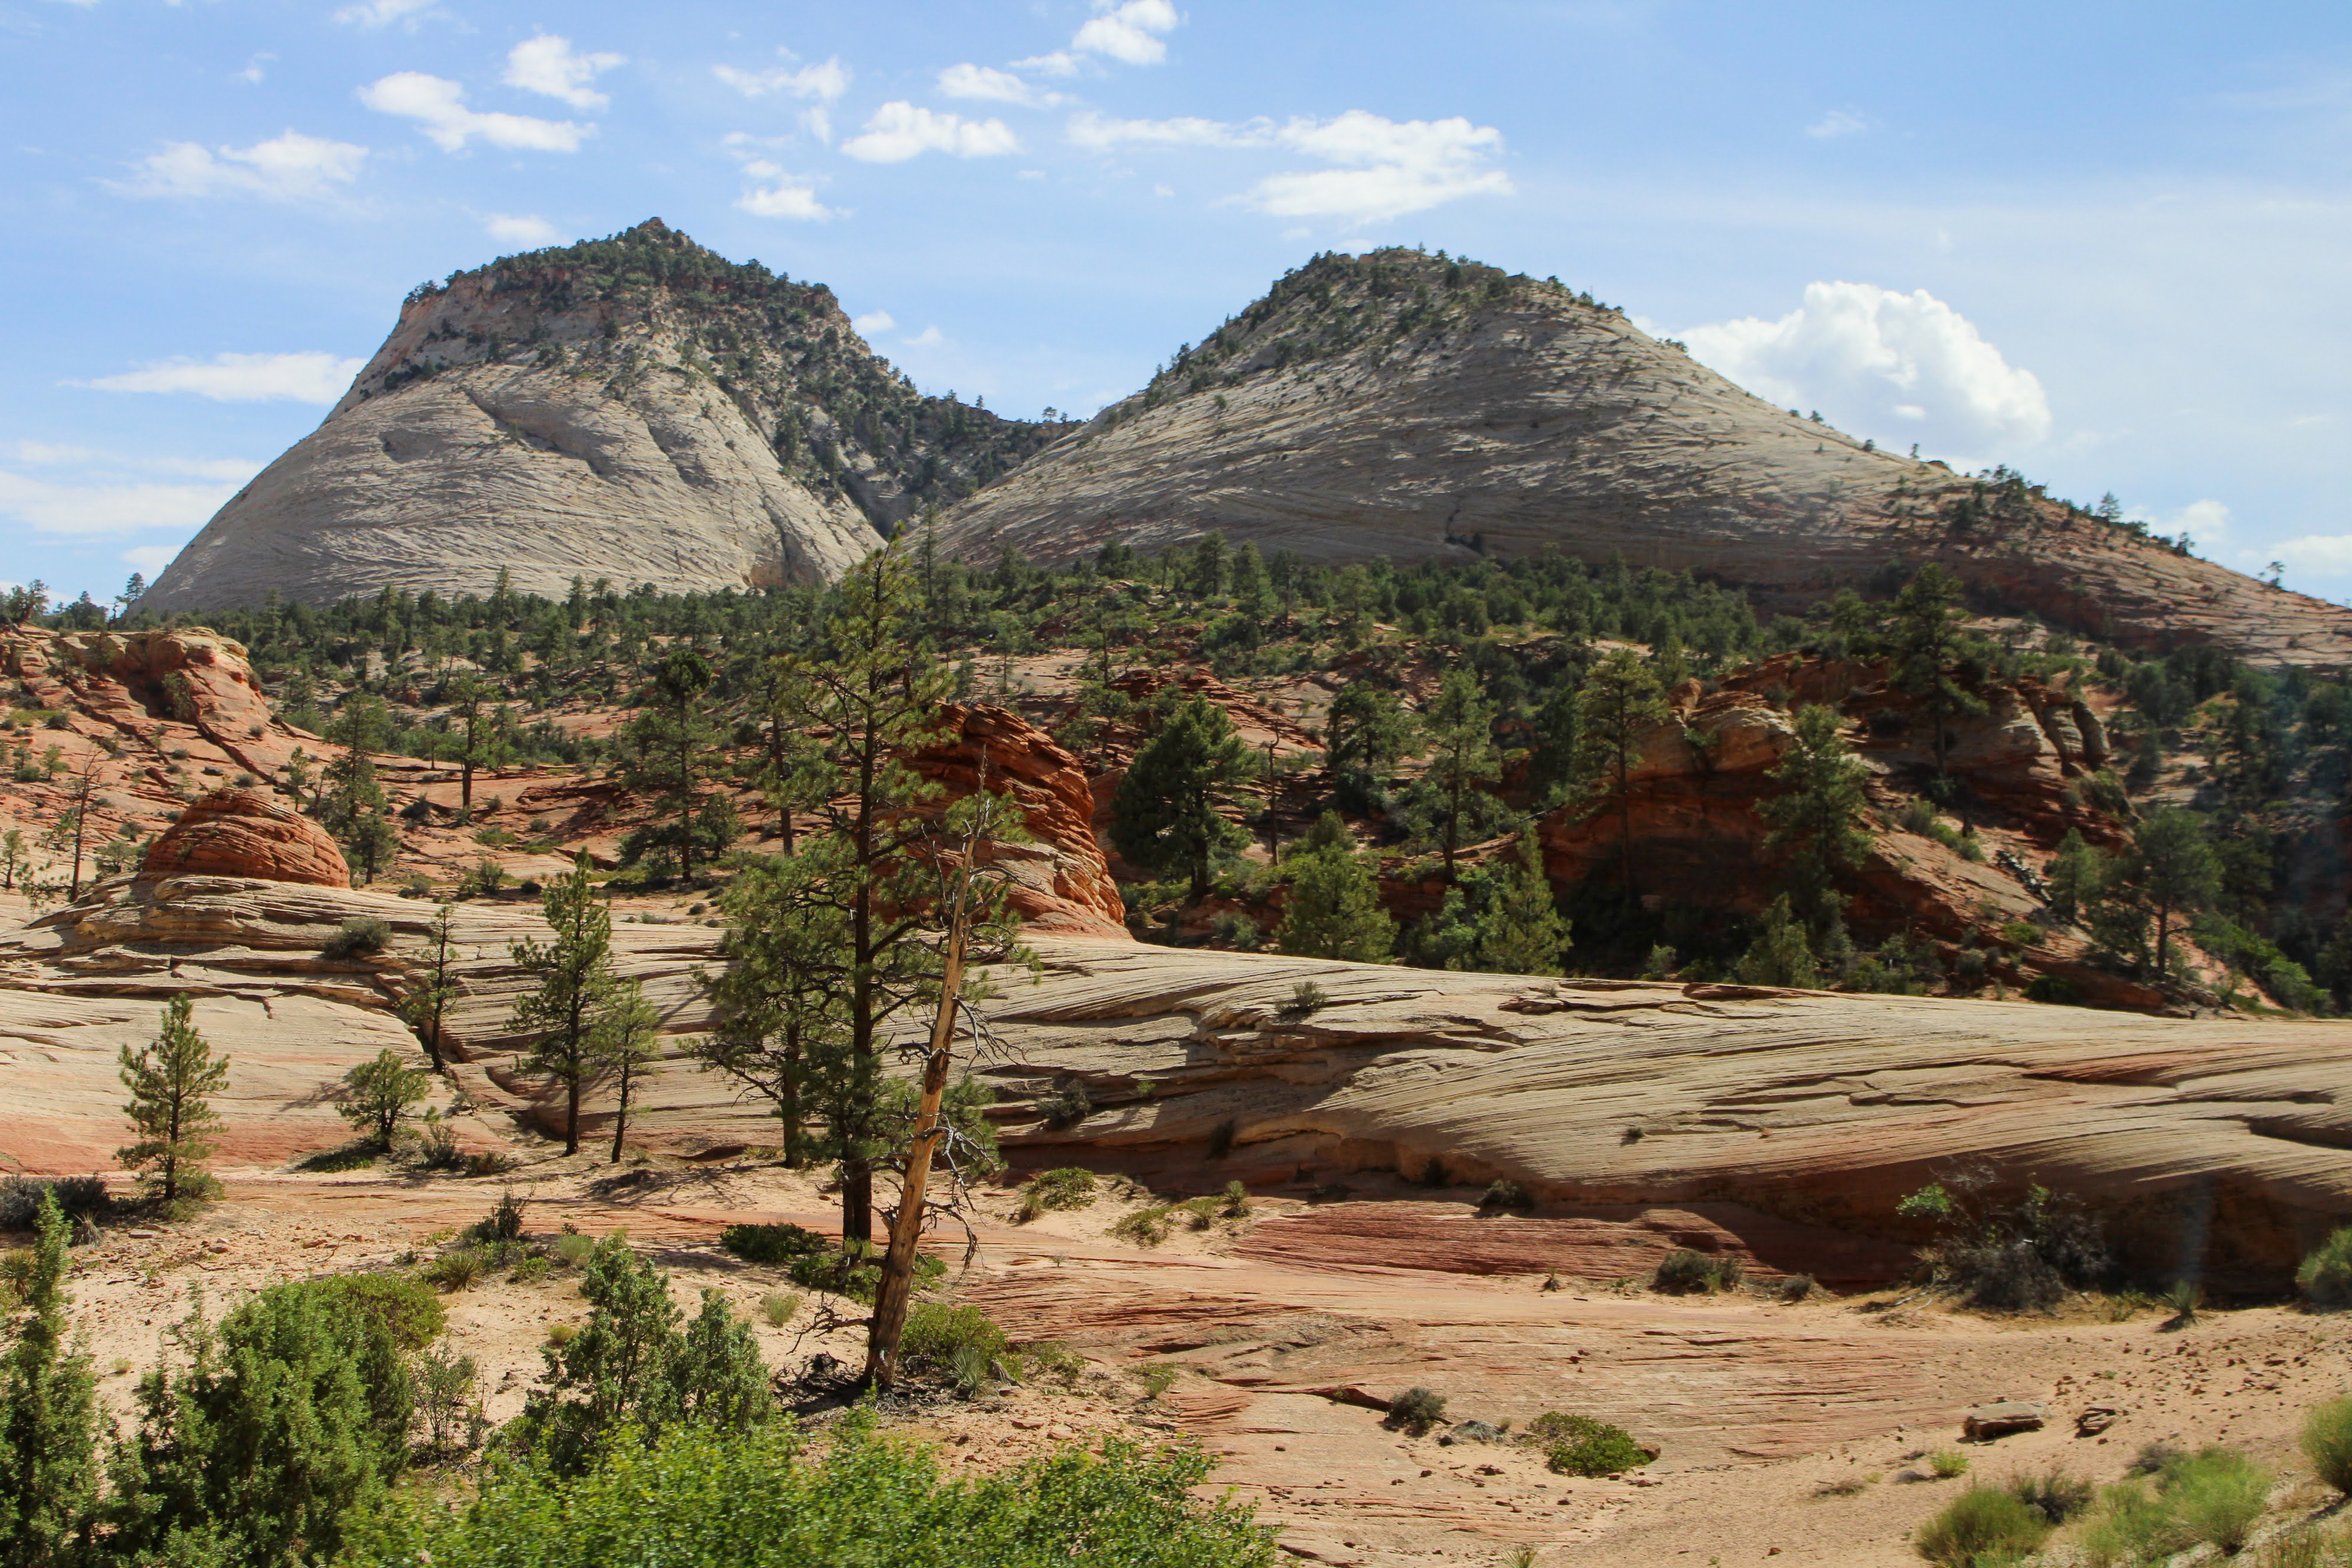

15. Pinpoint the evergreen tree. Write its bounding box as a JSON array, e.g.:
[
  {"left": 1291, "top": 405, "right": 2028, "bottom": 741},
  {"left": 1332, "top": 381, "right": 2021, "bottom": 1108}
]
[
  {"left": 1758, "top": 704, "right": 1873, "bottom": 933},
  {"left": 1570, "top": 646, "right": 1669, "bottom": 884},
  {"left": 398, "top": 900, "right": 460, "bottom": 1073},
  {"left": 509, "top": 854, "right": 624, "bottom": 1156},
  {"left": 1111, "top": 695, "right": 1251, "bottom": 900},
  {"left": 1420, "top": 669, "right": 1500, "bottom": 880},
  {"left": 1886, "top": 564, "right": 1985, "bottom": 778},
  {"left": 320, "top": 693, "right": 398, "bottom": 883},
  {"left": 1733, "top": 896, "right": 1821, "bottom": 987},
  {"left": 1229, "top": 542, "right": 1274, "bottom": 618},
  {"left": 1323, "top": 683, "right": 1416, "bottom": 801},
  {"left": 1478, "top": 834, "right": 1569, "bottom": 976},
  {"left": 767, "top": 545, "right": 959, "bottom": 1246},
  {"left": 2118, "top": 808, "right": 2222, "bottom": 980},
  {"left": 618, "top": 649, "right": 733, "bottom": 880},
  {"left": 1274, "top": 813, "right": 1394, "bottom": 961},
  {"left": 118, "top": 994, "right": 228, "bottom": 1207},
  {"left": 338, "top": 1048, "right": 428, "bottom": 1149},
  {"left": 599, "top": 979, "right": 662, "bottom": 1164},
  {"left": 0, "top": 1193, "right": 99, "bottom": 1568},
  {"left": 2044, "top": 830, "right": 2105, "bottom": 927},
  {"left": 694, "top": 848, "right": 852, "bottom": 1171},
  {"left": 1526, "top": 678, "right": 1582, "bottom": 802}
]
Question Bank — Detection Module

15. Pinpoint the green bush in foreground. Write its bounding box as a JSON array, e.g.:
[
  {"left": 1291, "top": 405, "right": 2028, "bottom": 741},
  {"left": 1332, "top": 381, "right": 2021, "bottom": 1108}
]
[
  {"left": 1912, "top": 1485, "right": 2050, "bottom": 1566},
  {"left": 2306, "top": 1395, "right": 2352, "bottom": 1497},
  {"left": 1525, "top": 1412, "right": 1649, "bottom": 1476},
  {"left": 2301, "top": 1226, "right": 2352, "bottom": 1309},
  {"left": 348, "top": 1419, "right": 1277, "bottom": 1568},
  {"left": 1025, "top": 1168, "right": 1099, "bottom": 1212}
]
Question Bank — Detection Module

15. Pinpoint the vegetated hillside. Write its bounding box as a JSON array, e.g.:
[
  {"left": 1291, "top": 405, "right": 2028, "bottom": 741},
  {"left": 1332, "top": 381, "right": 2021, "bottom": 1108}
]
[
  {"left": 141, "top": 220, "right": 1064, "bottom": 613},
  {"left": 940, "top": 247, "right": 2352, "bottom": 671}
]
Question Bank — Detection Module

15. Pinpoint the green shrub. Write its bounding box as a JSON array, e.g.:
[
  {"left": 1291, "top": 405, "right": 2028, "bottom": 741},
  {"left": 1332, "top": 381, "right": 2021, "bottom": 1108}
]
[
  {"left": 1220, "top": 1180, "right": 1252, "bottom": 1219},
  {"left": 2299, "top": 1226, "right": 2352, "bottom": 1309},
  {"left": 1526, "top": 1412, "right": 1649, "bottom": 1476},
  {"left": 785, "top": 1242, "right": 943, "bottom": 1304},
  {"left": 312, "top": 1270, "right": 446, "bottom": 1350},
  {"left": 1913, "top": 1487, "right": 2050, "bottom": 1567},
  {"left": 2078, "top": 1478, "right": 2188, "bottom": 1568},
  {"left": 901, "top": 1302, "right": 1009, "bottom": 1396},
  {"left": 1927, "top": 1449, "right": 1970, "bottom": 1480},
  {"left": 2304, "top": 1396, "right": 2352, "bottom": 1496},
  {"left": 1024, "top": 1168, "right": 1100, "bottom": 1213},
  {"left": 1776, "top": 1273, "right": 1817, "bottom": 1303},
  {"left": 345, "top": 1419, "right": 1278, "bottom": 1567},
  {"left": 1479, "top": 1178, "right": 1531, "bottom": 1211},
  {"left": 1652, "top": 1248, "right": 1742, "bottom": 1294},
  {"left": 760, "top": 1292, "right": 799, "bottom": 1328},
  {"left": 322, "top": 916, "right": 393, "bottom": 960},
  {"left": 1384, "top": 1387, "right": 1447, "bottom": 1436},
  {"left": 555, "top": 1230, "right": 596, "bottom": 1268},
  {"left": 719, "top": 1221, "right": 830, "bottom": 1265},
  {"left": 0, "top": 1173, "right": 111, "bottom": 1229},
  {"left": 2165, "top": 1447, "right": 2271, "bottom": 1555},
  {"left": 1112, "top": 1206, "right": 1175, "bottom": 1247},
  {"left": 471, "top": 1188, "right": 527, "bottom": 1244},
  {"left": 2008, "top": 1463, "right": 2095, "bottom": 1524},
  {"left": 430, "top": 1246, "right": 484, "bottom": 1291}
]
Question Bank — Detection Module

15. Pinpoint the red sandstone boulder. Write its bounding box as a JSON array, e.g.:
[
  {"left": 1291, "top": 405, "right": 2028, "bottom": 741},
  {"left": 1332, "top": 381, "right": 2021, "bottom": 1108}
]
[
  {"left": 914, "top": 705, "right": 1128, "bottom": 939},
  {"left": 140, "top": 788, "right": 351, "bottom": 887}
]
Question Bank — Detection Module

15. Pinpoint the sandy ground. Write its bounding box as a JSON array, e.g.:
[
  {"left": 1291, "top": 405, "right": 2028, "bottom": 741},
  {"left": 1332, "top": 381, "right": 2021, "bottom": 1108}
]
[{"left": 24, "top": 1148, "right": 2349, "bottom": 1568}]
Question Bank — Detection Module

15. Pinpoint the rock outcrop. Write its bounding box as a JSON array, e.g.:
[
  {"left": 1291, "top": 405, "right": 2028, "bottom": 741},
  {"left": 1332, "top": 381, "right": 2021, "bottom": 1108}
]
[
  {"left": 914, "top": 705, "right": 1127, "bottom": 940},
  {"left": 140, "top": 789, "right": 349, "bottom": 888},
  {"left": 7, "top": 883, "right": 2347, "bottom": 1291},
  {"left": 141, "top": 220, "right": 1063, "bottom": 612},
  {"left": 0, "top": 624, "right": 299, "bottom": 778},
  {"left": 939, "top": 249, "right": 2352, "bottom": 669}
]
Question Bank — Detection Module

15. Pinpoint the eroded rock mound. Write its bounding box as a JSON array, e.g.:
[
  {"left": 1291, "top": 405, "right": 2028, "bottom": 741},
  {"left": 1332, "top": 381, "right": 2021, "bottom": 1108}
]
[
  {"left": 0, "top": 625, "right": 298, "bottom": 777},
  {"left": 141, "top": 220, "right": 1062, "bottom": 611},
  {"left": 141, "top": 789, "right": 351, "bottom": 888},
  {"left": 914, "top": 704, "right": 1127, "bottom": 940}
]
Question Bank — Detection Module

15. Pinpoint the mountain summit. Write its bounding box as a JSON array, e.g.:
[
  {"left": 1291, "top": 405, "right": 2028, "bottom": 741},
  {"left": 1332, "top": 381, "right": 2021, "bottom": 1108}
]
[
  {"left": 939, "top": 247, "right": 2352, "bottom": 667},
  {"left": 142, "top": 220, "right": 1055, "bottom": 612}
]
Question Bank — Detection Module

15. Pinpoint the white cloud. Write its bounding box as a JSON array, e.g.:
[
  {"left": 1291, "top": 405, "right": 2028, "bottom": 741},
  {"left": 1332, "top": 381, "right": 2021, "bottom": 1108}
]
[
  {"left": 334, "top": 0, "right": 434, "bottom": 27},
  {"left": 484, "top": 211, "right": 560, "bottom": 246},
  {"left": 1072, "top": 0, "right": 1179, "bottom": 66},
  {"left": 1068, "top": 110, "right": 1264, "bottom": 151},
  {"left": 238, "top": 54, "right": 273, "bottom": 85},
  {"left": 852, "top": 311, "right": 895, "bottom": 335},
  {"left": 121, "top": 545, "right": 178, "bottom": 577},
  {"left": 907, "top": 326, "right": 946, "bottom": 348},
  {"left": 1807, "top": 108, "right": 1867, "bottom": 139},
  {"left": 503, "top": 34, "right": 625, "bottom": 112},
  {"left": 1243, "top": 112, "right": 1513, "bottom": 225},
  {"left": 735, "top": 166, "right": 835, "bottom": 221},
  {"left": 360, "top": 73, "right": 588, "bottom": 153},
  {"left": 120, "top": 131, "right": 366, "bottom": 203},
  {"left": 713, "top": 52, "right": 850, "bottom": 102},
  {"left": 1682, "top": 281, "right": 2052, "bottom": 458},
  {"left": 1013, "top": 51, "right": 1085, "bottom": 77},
  {"left": 842, "top": 103, "right": 1018, "bottom": 163},
  {"left": 2128, "top": 498, "right": 2232, "bottom": 546},
  {"left": 803, "top": 106, "right": 832, "bottom": 145},
  {"left": 939, "top": 63, "right": 1065, "bottom": 108},
  {"left": 77, "top": 351, "right": 364, "bottom": 404},
  {"left": 2271, "top": 535, "right": 2352, "bottom": 578}
]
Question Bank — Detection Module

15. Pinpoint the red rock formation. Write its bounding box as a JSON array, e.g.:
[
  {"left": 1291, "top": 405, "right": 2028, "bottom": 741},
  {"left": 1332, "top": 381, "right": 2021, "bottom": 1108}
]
[
  {"left": 140, "top": 788, "right": 351, "bottom": 888},
  {"left": 0, "top": 625, "right": 297, "bottom": 776},
  {"left": 914, "top": 705, "right": 1129, "bottom": 939}
]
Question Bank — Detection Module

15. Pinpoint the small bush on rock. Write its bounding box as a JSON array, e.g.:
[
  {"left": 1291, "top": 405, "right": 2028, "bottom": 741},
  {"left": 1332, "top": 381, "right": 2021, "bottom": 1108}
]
[
  {"left": 322, "top": 917, "right": 393, "bottom": 960},
  {"left": 1652, "top": 1248, "right": 1741, "bottom": 1294},
  {"left": 1384, "top": 1387, "right": 1447, "bottom": 1436},
  {"left": 1913, "top": 1487, "right": 2050, "bottom": 1567},
  {"left": 1023, "top": 1168, "right": 1099, "bottom": 1213},
  {"left": 1479, "top": 1179, "right": 1531, "bottom": 1211},
  {"left": 1527, "top": 1412, "right": 1649, "bottom": 1476}
]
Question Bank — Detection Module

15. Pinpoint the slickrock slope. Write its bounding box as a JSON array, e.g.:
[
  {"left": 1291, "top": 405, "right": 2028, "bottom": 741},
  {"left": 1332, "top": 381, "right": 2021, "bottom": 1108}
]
[
  {"left": 138, "top": 788, "right": 349, "bottom": 888},
  {"left": 942, "top": 248, "right": 2352, "bottom": 668},
  {"left": 142, "top": 220, "right": 1060, "bottom": 612},
  {"left": 6, "top": 883, "right": 2346, "bottom": 1291},
  {"left": 0, "top": 623, "right": 303, "bottom": 780}
]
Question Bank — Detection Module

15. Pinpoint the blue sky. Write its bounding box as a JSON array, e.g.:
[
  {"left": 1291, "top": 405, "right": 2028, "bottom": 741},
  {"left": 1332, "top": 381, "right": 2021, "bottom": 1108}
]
[{"left": 4, "top": 0, "right": 2350, "bottom": 608}]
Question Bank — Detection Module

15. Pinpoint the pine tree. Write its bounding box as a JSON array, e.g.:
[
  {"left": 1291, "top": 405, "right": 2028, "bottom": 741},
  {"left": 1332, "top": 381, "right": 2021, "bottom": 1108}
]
[
  {"left": 1324, "top": 683, "right": 1416, "bottom": 795},
  {"left": 1571, "top": 646, "right": 1669, "bottom": 885},
  {"left": 338, "top": 1049, "right": 428, "bottom": 1149},
  {"left": 618, "top": 649, "right": 732, "bottom": 880},
  {"left": 1478, "top": 834, "right": 1569, "bottom": 976},
  {"left": 599, "top": 979, "right": 662, "bottom": 1164},
  {"left": 398, "top": 900, "right": 460, "bottom": 1073},
  {"left": 2119, "top": 808, "right": 2222, "bottom": 980},
  {"left": 0, "top": 1193, "right": 99, "bottom": 1568},
  {"left": 509, "top": 854, "right": 623, "bottom": 1156},
  {"left": 1886, "top": 564, "right": 1985, "bottom": 778},
  {"left": 1421, "top": 670, "right": 1500, "bottom": 880},
  {"left": 319, "top": 693, "right": 398, "bottom": 883},
  {"left": 2045, "top": 829, "right": 2106, "bottom": 927},
  {"left": 1275, "top": 813, "right": 1394, "bottom": 961},
  {"left": 1112, "top": 695, "right": 1251, "bottom": 900},
  {"left": 119, "top": 994, "right": 228, "bottom": 1207},
  {"left": 694, "top": 848, "right": 852, "bottom": 1171},
  {"left": 1734, "top": 896, "right": 1821, "bottom": 988},
  {"left": 1758, "top": 704, "right": 1873, "bottom": 933}
]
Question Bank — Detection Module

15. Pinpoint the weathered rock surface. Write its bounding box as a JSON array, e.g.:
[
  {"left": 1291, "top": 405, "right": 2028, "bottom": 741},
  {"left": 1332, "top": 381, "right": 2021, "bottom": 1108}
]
[
  {"left": 0, "top": 624, "right": 300, "bottom": 779},
  {"left": 913, "top": 705, "right": 1128, "bottom": 939},
  {"left": 140, "top": 788, "right": 350, "bottom": 888},
  {"left": 6, "top": 884, "right": 2347, "bottom": 1291},
  {"left": 141, "top": 220, "right": 1059, "bottom": 611},
  {"left": 940, "top": 248, "right": 2352, "bottom": 669}
]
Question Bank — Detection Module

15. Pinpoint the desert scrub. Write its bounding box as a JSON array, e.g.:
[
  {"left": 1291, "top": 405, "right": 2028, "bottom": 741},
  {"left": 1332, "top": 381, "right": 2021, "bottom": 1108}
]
[
  {"left": 1912, "top": 1487, "right": 2050, "bottom": 1567},
  {"left": 786, "top": 1240, "right": 942, "bottom": 1304},
  {"left": 321, "top": 916, "right": 393, "bottom": 960},
  {"left": 2007, "top": 1463, "right": 2094, "bottom": 1524},
  {"left": 344, "top": 1419, "right": 1279, "bottom": 1567},
  {"left": 311, "top": 1269, "right": 446, "bottom": 1349},
  {"left": 2300, "top": 1225, "right": 2352, "bottom": 1309},
  {"left": 901, "top": 1302, "right": 1010, "bottom": 1395},
  {"left": 2302, "top": 1396, "right": 2352, "bottom": 1498},
  {"left": 429, "top": 1246, "right": 485, "bottom": 1291},
  {"left": 1138, "top": 1364, "right": 1178, "bottom": 1400},
  {"left": 1020, "top": 1167, "right": 1099, "bottom": 1219},
  {"left": 1112, "top": 1206, "right": 1175, "bottom": 1247},
  {"left": 2165, "top": 1447, "right": 2271, "bottom": 1555},
  {"left": 470, "top": 1188, "right": 527, "bottom": 1244},
  {"left": 718, "top": 1221, "right": 828, "bottom": 1265},
  {"left": 1220, "top": 1180, "right": 1252, "bottom": 1219},
  {"left": 1478, "top": 1178, "right": 1531, "bottom": 1211},
  {"left": 1384, "top": 1387, "right": 1448, "bottom": 1436},
  {"left": 1926, "top": 1449, "right": 1970, "bottom": 1480},
  {"left": 1652, "top": 1248, "right": 1742, "bottom": 1295},
  {"left": 1525, "top": 1412, "right": 1649, "bottom": 1476},
  {"left": 760, "top": 1292, "right": 799, "bottom": 1328},
  {"left": 554, "top": 1230, "right": 596, "bottom": 1268}
]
